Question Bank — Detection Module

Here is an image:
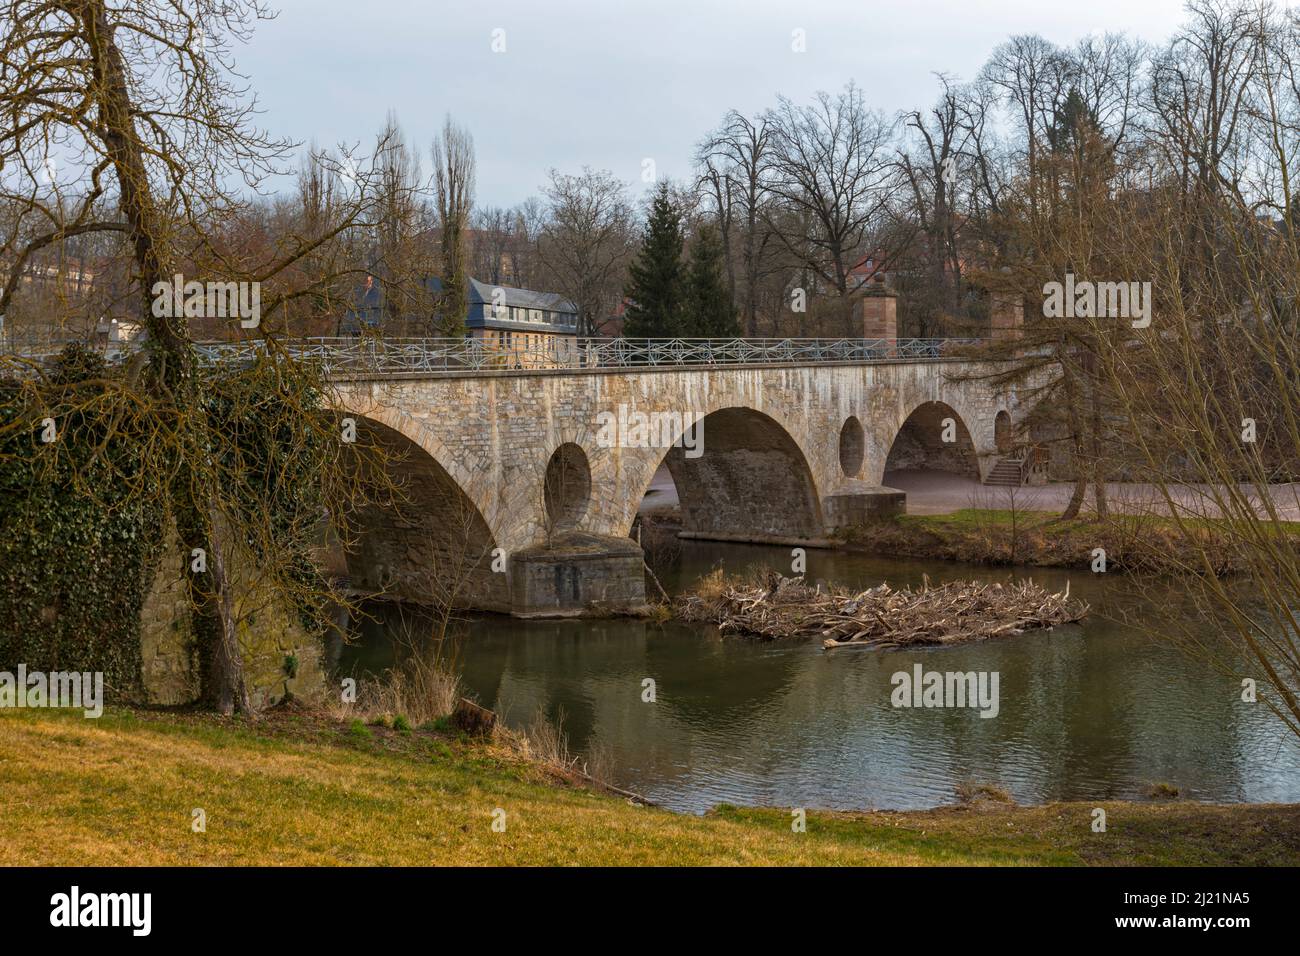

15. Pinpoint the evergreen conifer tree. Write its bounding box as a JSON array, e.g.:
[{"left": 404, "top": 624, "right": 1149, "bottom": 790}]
[
  {"left": 682, "top": 223, "right": 739, "bottom": 337},
  {"left": 623, "top": 182, "right": 685, "bottom": 337}
]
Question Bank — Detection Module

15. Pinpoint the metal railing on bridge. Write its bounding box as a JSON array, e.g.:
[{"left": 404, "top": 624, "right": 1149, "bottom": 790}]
[
  {"left": 5, "top": 335, "right": 986, "bottom": 377},
  {"left": 195, "top": 336, "right": 986, "bottom": 375}
]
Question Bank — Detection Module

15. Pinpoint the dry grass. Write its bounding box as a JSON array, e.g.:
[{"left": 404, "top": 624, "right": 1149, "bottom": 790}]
[
  {"left": 955, "top": 782, "right": 1016, "bottom": 805},
  {"left": 495, "top": 706, "right": 580, "bottom": 774},
  {"left": 2, "top": 708, "right": 1299, "bottom": 866},
  {"left": 330, "top": 616, "right": 463, "bottom": 727},
  {"left": 493, "top": 706, "right": 618, "bottom": 793},
  {"left": 691, "top": 566, "right": 731, "bottom": 603},
  {"left": 350, "top": 662, "right": 460, "bottom": 728}
]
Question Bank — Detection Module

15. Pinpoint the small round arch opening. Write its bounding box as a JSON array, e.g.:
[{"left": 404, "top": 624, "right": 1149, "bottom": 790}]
[{"left": 544, "top": 442, "right": 592, "bottom": 530}]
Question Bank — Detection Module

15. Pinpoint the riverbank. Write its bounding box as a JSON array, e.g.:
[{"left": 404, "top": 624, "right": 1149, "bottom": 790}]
[
  {"left": 639, "top": 506, "right": 1263, "bottom": 576},
  {"left": 838, "top": 509, "right": 1261, "bottom": 574},
  {"left": 4, "top": 707, "right": 1298, "bottom": 866}
]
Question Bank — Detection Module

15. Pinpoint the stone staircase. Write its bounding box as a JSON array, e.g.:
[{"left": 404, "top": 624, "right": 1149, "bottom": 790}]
[{"left": 983, "top": 456, "right": 1027, "bottom": 487}]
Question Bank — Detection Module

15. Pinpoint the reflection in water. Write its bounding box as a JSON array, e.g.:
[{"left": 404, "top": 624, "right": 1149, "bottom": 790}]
[{"left": 338, "top": 541, "right": 1300, "bottom": 813}]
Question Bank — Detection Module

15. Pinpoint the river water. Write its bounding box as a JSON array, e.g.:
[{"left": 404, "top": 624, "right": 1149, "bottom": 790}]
[{"left": 337, "top": 540, "right": 1300, "bottom": 813}]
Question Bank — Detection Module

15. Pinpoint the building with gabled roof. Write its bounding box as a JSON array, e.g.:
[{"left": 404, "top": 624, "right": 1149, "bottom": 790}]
[{"left": 465, "top": 278, "right": 577, "bottom": 335}]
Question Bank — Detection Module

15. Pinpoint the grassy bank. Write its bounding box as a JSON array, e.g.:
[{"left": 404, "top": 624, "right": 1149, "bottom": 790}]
[
  {"left": 840, "top": 509, "right": 1275, "bottom": 574},
  {"left": 643, "top": 506, "right": 1273, "bottom": 575},
  {"left": 2, "top": 707, "right": 1298, "bottom": 866}
]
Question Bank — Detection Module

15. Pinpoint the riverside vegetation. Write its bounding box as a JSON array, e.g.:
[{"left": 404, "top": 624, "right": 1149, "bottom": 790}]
[
  {"left": 3, "top": 705, "right": 1299, "bottom": 866},
  {"left": 839, "top": 509, "right": 1286, "bottom": 575}
]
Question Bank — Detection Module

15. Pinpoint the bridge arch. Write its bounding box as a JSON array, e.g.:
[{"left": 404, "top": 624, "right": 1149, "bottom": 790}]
[
  {"left": 325, "top": 406, "right": 509, "bottom": 612},
  {"left": 884, "top": 399, "right": 981, "bottom": 481},
  {"left": 625, "top": 405, "right": 824, "bottom": 544}
]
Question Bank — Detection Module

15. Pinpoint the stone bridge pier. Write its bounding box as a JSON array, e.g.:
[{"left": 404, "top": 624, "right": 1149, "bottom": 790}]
[{"left": 332, "top": 359, "right": 1027, "bottom": 617}]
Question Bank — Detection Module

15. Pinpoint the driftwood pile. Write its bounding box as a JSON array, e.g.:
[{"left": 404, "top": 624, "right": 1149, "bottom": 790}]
[{"left": 674, "top": 569, "right": 1088, "bottom": 649}]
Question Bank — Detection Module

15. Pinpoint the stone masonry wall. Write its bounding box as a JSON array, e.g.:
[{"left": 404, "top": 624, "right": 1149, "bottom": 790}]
[
  {"left": 333, "top": 359, "right": 1029, "bottom": 561},
  {"left": 138, "top": 535, "right": 327, "bottom": 708}
]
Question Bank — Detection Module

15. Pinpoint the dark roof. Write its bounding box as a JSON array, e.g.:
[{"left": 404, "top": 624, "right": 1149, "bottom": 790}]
[
  {"left": 341, "top": 275, "right": 579, "bottom": 334},
  {"left": 467, "top": 278, "right": 576, "bottom": 314}
]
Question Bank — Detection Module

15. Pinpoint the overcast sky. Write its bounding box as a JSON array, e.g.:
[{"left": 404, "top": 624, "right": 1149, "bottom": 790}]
[{"left": 240, "top": 0, "right": 1192, "bottom": 208}]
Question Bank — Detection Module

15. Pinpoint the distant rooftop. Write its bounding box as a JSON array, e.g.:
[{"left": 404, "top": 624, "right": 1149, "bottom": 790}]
[
  {"left": 343, "top": 275, "right": 579, "bottom": 334},
  {"left": 467, "top": 278, "right": 576, "bottom": 315}
]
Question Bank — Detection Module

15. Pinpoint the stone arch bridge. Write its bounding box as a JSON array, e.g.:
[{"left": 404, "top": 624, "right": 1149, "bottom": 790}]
[{"left": 307, "top": 338, "right": 1031, "bottom": 617}]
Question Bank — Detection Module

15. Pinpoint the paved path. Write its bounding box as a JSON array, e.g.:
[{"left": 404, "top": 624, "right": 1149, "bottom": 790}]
[{"left": 886, "top": 469, "right": 1300, "bottom": 521}]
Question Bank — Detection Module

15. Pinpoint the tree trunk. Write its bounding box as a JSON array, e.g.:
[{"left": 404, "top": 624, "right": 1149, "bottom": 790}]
[
  {"left": 181, "top": 507, "right": 250, "bottom": 715},
  {"left": 1090, "top": 383, "right": 1110, "bottom": 518},
  {"left": 1092, "top": 472, "right": 1109, "bottom": 518},
  {"left": 83, "top": 0, "right": 248, "bottom": 712},
  {"left": 1058, "top": 357, "right": 1089, "bottom": 521},
  {"left": 1061, "top": 473, "right": 1088, "bottom": 521},
  {"left": 743, "top": 210, "right": 759, "bottom": 337}
]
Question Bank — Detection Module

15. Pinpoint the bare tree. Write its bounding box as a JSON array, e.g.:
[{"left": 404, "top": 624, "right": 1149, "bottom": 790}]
[
  {"left": 1099, "top": 3, "right": 1300, "bottom": 738},
  {"left": 470, "top": 206, "right": 513, "bottom": 286},
  {"left": 980, "top": 34, "right": 1075, "bottom": 209},
  {"left": 956, "top": 79, "right": 1012, "bottom": 238},
  {"left": 1073, "top": 32, "right": 1147, "bottom": 153},
  {"left": 763, "top": 83, "right": 900, "bottom": 335},
  {"left": 695, "top": 110, "right": 778, "bottom": 336},
  {"left": 895, "top": 74, "right": 979, "bottom": 335},
  {"left": 431, "top": 114, "right": 475, "bottom": 335},
  {"left": 537, "top": 167, "right": 634, "bottom": 336},
  {"left": 0, "top": 0, "right": 412, "bottom": 712},
  {"left": 1147, "top": 0, "right": 1262, "bottom": 199},
  {"left": 284, "top": 143, "right": 365, "bottom": 335},
  {"left": 508, "top": 196, "right": 546, "bottom": 289},
  {"left": 366, "top": 113, "right": 434, "bottom": 333}
]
